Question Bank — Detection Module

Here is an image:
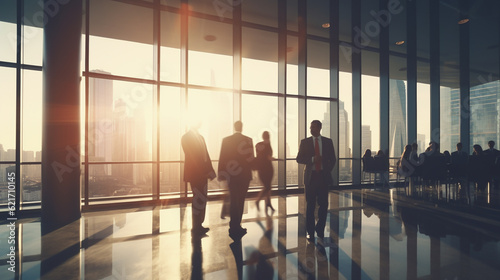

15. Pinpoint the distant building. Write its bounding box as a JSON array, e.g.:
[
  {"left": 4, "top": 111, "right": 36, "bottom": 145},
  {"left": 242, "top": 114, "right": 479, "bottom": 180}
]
[{"left": 362, "top": 125, "right": 372, "bottom": 154}]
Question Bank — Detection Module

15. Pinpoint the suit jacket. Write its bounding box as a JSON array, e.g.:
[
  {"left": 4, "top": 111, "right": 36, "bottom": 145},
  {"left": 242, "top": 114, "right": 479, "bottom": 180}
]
[
  {"left": 296, "top": 136, "right": 336, "bottom": 186},
  {"left": 218, "top": 132, "right": 255, "bottom": 182},
  {"left": 181, "top": 130, "right": 215, "bottom": 183}
]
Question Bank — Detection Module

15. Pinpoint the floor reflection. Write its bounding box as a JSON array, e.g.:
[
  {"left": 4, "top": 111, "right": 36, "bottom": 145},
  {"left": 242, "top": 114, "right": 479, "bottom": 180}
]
[{"left": 1, "top": 184, "right": 500, "bottom": 279}]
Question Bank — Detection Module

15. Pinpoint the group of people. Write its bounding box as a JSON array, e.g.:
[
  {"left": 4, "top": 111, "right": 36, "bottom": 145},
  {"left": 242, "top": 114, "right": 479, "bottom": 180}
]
[
  {"left": 396, "top": 140, "right": 500, "bottom": 184},
  {"left": 181, "top": 120, "right": 336, "bottom": 243}
]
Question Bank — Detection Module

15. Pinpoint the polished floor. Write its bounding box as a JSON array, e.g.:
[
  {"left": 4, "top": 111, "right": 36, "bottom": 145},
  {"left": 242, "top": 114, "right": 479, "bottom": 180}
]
[{"left": 2, "top": 182, "right": 500, "bottom": 279}]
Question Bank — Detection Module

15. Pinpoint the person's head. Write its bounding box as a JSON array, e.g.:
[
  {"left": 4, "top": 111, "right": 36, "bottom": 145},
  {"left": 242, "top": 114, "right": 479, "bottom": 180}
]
[
  {"left": 376, "top": 150, "right": 385, "bottom": 157},
  {"left": 411, "top": 142, "right": 418, "bottom": 151},
  {"left": 488, "top": 140, "right": 495, "bottom": 149},
  {"left": 262, "top": 131, "right": 270, "bottom": 141},
  {"left": 443, "top": 150, "right": 450, "bottom": 157},
  {"left": 363, "top": 149, "right": 372, "bottom": 158},
  {"left": 456, "top": 142, "right": 463, "bottom": 151},
  {"left": 310, "top": 120, "right": 322, "bottom": 137},
  {"left": 473, "top": 144, "right": 483, "bottom": 155},
  {"left": 234, "top": 121, "right": 243, "bottom": 133}
]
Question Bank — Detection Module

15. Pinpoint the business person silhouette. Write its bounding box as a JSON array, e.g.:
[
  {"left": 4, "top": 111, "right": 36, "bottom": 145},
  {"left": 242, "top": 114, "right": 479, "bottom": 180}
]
[
  {"left": 218, "top": 121, "right": 255, "bottom": 240},
  {"left": 255, "top": 131, "right": 275, "bottom": 214},
  {"left": 296, "top": 120, "right": 336, "bottom": 243},
  {"left": 181, "top": 121, "right": 216, "bottom": 236}
]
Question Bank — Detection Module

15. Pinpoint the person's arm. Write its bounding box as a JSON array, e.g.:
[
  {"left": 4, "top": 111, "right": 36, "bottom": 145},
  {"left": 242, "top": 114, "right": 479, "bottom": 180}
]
[
  {"left": 296, "top": 139, "right": 311, "bottom": 165},
  {"left": 327, "top": 138, "right": 336, "bottom": 171}
]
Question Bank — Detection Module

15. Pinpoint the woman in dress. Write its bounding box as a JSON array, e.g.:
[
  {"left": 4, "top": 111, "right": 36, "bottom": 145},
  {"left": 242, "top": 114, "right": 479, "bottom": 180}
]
[{"left": 255, "top": 131, "right": 275, "bottom": 214}]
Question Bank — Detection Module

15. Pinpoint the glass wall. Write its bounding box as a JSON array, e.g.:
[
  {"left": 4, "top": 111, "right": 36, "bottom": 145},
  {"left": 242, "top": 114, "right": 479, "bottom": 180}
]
[
  {"left": 0, "top": 0, "right": 43, "bottom": 211},
  {"left": 2, "top": 0, "right": 500, "bottom": 209}
]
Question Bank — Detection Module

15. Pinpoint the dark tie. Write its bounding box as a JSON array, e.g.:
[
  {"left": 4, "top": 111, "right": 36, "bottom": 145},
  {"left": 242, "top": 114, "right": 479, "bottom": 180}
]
[{"left": 315, "top": 137, "right": 321, "bottom": 171}]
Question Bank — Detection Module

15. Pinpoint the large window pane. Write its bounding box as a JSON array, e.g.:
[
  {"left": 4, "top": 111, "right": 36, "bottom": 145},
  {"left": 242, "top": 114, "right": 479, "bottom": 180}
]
[
  {"left": 23, "top": 0, "right": 44, "bottom": 66},
  {"left": 160, "top": 86, "right": 182, "bottom": 161},
  {"left": 0, "top": 0, "right": 16, "bottom": 63},
  {"left": 417, "top": 79, "right": 430, "bottom": 153},
  {"left": 22, "top": 70, "right": 42, "bottom": 160},
  {"left": 242, "top": 28, "right": 278, "bottom": 93},
  {"left": 0, "top": 164, "right": 15, "bottom": 207},
  {"left": 362, "top": 51, "right": 380, "bottom": 153},
  {"left": 469, "top": 81, "right": 500, "bottom": 150},
  {"left": 160, "top": 163, "right": 181, "bottom": 194},
  {"left": 0, "top": 68, "right": 16, "bottom": 160},
  {"left": 307, "top": 40, "right": 329, "bottom": 98},
  {"left": 189, "top": 18, "right": 232, "bottom": 88},
  {"left": 89, "top": 0, "right": 153, "bottom": 79},
  {"left": 88, "top": 79, "right": 153, "bottom": 162},
  {"left": 242, "top": 0, "right": 277, "bottom": 27},
  {"left": 307, "top": 0, "right": 329, "bottom": 38},
  {"left": 440, "top": 86, "right": 460, "bottom": 153},
  {"left": 187, "top": 89, "right": 233, "bottom": 160},
  {"left": 21, "top": 164, "right": 41, "bottom": 204},
  {"left": 307, "top": 100, "right": 331, "bottom": 138},
  {"left": 160, "top": 11, "right": 181, "bottom": 83},
  {"left": 241, "top": 94, "right": 278, "bottom": 188},
  {"left": 89, "top": 163, "right": 153, "bottom": 199},
  {"left": 389, "top": 55, "right": 407, "bottom": 158},
  {"left": 286, "top": 98, "right": 299, "bottom": 158},
  {"left": 287, "top": 35, "right": 299, "bottom": 95}
]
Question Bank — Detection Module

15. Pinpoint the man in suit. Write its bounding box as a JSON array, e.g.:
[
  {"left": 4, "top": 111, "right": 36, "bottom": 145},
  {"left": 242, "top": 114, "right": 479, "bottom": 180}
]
[
  {"left": 218, "top": 121, "right": 255, "bottom": 240},
  {"left": 296, "top": 120, "right": 336, "bottom": 242},
  {"left": 181, "top": 121, "right": 216, "bottom": 236}
]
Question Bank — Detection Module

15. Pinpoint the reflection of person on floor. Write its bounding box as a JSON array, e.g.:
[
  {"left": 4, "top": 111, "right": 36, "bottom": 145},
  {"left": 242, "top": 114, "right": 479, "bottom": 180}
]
[
  {"left": 246, "top": 215, "right": 274, "bottom": 280},
  {"left": 190, "top": 236, "right": 203, "bottom": 280},
  {"left": 296, "top": 120, "right": 336, "bottom": 242},
  {"left": 181, "top": 120, "right": 216, "bottom": 236},
  {"left": 218, "top": 121, "right": 255, "bottom": 240},
  {"left": 255, "top": 131, "right": 275, "bottom": 215}
]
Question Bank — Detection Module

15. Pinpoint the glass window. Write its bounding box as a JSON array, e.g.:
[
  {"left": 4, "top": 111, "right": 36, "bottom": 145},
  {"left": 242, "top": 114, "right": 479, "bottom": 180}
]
[
  {"left": 362, "top": 50, "right": 380, "bottom": 153},
  {"left": 242, "top": 0, "right": 277, "bottom": 27},
  {"left": 89, "top": 163, "right": 153, "bottom": 199},
  {"left": 241, "top": 94, "right": 278, "bottom": 151},
  {"left": 307, "top": 0, "right": 329, "bottom": 38},
  {"left": 160, "top": 0, "right": 180, "bottom": 8},
  {"left": 286, "top": 98, "right": 299, "bottom": 158},
  {"left": 339, "top": 70, "right": 352, "bottom": 160},
  {"left": 187, "top": 89, "right": 233, "bottom": 160},
  {"left": 89, "top": 0, "right": 154, "bottom": 79},
  {"left": 440, "top": 86, "right": 460, "bottom": 153},
  {"left": 389, "top": 55, "right": 407, "bottom": 158},
  {"left": 0, "top": 164, "right": 15, "bottom": 207},
  {"left": 0, "top": 67, "right": 16, "bottom": 160},
  {"left": 160, "top": 162, "right": 181, "bottom": 194},
  {"left": 188, "top": 18, "right": 233, "bottom": 88},
  {"left": 470, "top": 80, "right": 500, "bottom": 151},
  {"left": 23, "top": 0, "right": 44, "bottom": 66},
  {"left": 22, "top": 164, "right": 41, "bottom": 204},
  {"left": 0, "top": 0, "right": 17, "bottom": 63},
  {"left": 417, "top": 79, "right": 431, "bottom": 154},
  {"left": 339, "top": 0, "right": 351, "bottom": 43},
  {"left": 160, "top": 11, "right": 181, "bottom": 83},
  {"left": 190, "top": 0, "right": 233, "bottom": 19},
  {"left": 160, "top": 86, "right": 182, "bottom": 161},
  {"left": 287, "top": 0, "right": 298, "bottom": 32},
  {"left": 307, "top": 100, "right": 331, "bottom": 139},
  {"left": 88, "top": 79, "right": 154, "bottom": 162},
  {"left": 22, "top": 70, "right": 42, "bottom": 160},
  {"left": 242, "top": 28, "right": 278, "bottom": 93},
  {"left": 287, "top": 35, "right": 299, "bottom": 95},
  {"left": 307, "top": 40, "right": 330, "bottom": 98}
]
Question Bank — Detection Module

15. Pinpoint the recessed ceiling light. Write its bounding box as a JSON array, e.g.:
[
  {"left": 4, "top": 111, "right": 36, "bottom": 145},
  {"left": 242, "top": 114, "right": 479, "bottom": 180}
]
[
  {"left": 204, "top": 35, "right": 216, "bottom": 41},
  {"left": 395, "top": 40, "right": 405, "bottom": 45},
  {"left": 322, "top": 23, "right": 330, "bottom": 28},
  {"left": 458, "top": 18, "right": 469, "bottom": 24}
]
